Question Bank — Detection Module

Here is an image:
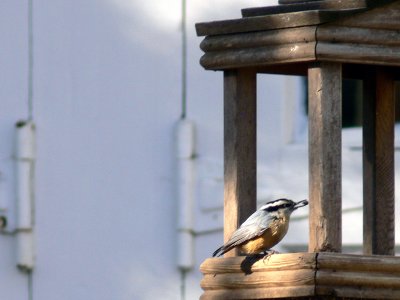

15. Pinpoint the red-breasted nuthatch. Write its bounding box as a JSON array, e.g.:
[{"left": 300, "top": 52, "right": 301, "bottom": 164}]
[{"left": 213, "top": 198, "right": 308, "bottom": 257}]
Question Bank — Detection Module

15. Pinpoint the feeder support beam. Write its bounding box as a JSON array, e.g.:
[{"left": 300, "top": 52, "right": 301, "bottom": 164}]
[
  {"left": 223, "top": 69, "right": 257, "bottom": 257},
  {"left": 363, "top": 68, "right": 395, "bottom": 256},
  {"left": 308, "top": 62, "right": 342, "bottom": 253}
]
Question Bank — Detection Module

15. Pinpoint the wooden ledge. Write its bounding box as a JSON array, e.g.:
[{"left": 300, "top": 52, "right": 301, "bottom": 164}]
[{"left": 200, "top": 252, "right": 400, "bottom": 299}]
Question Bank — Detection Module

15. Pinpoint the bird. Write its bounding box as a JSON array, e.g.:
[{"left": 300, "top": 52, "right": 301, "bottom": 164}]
[{"left": 212, "top": 198, "right": 308, "bottom": 257}]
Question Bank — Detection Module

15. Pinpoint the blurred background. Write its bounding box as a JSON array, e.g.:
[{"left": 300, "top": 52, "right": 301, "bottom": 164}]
[{"left": 0, "top": 0, "right": 399, "bottom": 299}]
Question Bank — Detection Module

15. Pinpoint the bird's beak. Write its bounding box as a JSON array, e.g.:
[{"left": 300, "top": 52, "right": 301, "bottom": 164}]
[{"left": 294, "top": 199, "right": 308, "bottom": 210}]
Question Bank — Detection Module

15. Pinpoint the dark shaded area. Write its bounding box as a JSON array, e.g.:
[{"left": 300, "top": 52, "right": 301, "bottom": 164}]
[
  {"left": 240, "top": 254, "right": 264, "bottom": 275},
  {"left": 303, "top": 77, "right": 400, "bottom": 127}
]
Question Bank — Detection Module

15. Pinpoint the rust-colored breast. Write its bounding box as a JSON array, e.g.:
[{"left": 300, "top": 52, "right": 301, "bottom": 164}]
[{"left": 239, "top": 217, "right": 289, "bottom": 255}]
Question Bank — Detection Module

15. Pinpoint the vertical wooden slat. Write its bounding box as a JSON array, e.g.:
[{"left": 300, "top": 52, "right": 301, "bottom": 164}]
[
  {"left": 308, "top": 62, "right": 342, "bottom": 253},
  {"left": 224, "top": 69, "right": 257, "bottom": 257},
  {"left": 363, "top": 68, "right": 395, "bottom": 256}
]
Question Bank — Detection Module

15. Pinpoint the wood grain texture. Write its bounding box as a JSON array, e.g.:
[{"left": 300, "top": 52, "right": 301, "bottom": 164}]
[
  {"left": 317, "top": 253, "right": 400, "bottom": 298},
  {"left": 279, "top": 0, "right": 396, "bottom": 7},
  {"left": 363, "top": 68, "right": 395, "bottom": 255},
  {"left": 316, "top": 286, "right": 400, "bottom": 300},
  {"left": 201, "top": 286, "right": 315, "bottom": 300},
  {"left": 308, "top": 62, "right": 342, "bottom": 253},
  {"left": 200, "top": 43, "right": 316, "bottom": 70},
  {"left": 198, "top": 25, "right": 316, "bottom": 70},
  {"left": 202, "top": 269, "right": 315, "bottom": 290},
  {"left": 200, "top": 253, "right": 316, "bottom": 299},
  {"left": 243, "top": 0, "right": 367, "bottom": 17},
  {"left": 317, "top": 271, "right": 400, "bottom": 288},
  {"left": 200, "top": 26, "right": 316, "bottom": 52},
  {"left": 200, "top": 252, "right": 400, "bottom": 299},
  {"left": 318, "top": 252, "right": 400, "bottom": 272},
  {"left": 302, "top": 3, "right": 400, "bottom": 67},
  {"left": 196, "top": 0, "right": 400, "bottom": 70},
  {"left": 316, "top": 43, "right": 400, "bottom": 67},
  {"left": 196, "top": 9, "right": 363, "bottom": 36},
  {"left": 200, "top": 253, "right": 317, "bottom": 274},
  {"left": 279, "top": 0, "right": 329, "bottom": 4},
  {"left": 333, "top": 0, "right": 400, "bottom": 30},
  {"left": 317, "top": 26, "right": 400, "bottom": 46},
  {"left": 224, "top": 69, "right": 257, "bottom": 257}
]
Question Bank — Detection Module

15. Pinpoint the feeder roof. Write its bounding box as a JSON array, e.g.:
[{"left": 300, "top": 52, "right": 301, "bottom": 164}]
[{"left": 195, "top": 0, "right": 400, "bottom": 75}]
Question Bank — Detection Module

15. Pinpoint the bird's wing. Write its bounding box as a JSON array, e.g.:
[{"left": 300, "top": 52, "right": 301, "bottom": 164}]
[
  {"left": 229, "top": 210, "right": 276, "bottom": 245},
  {"left": 213, "top": 210, "right": 277, "bottom": 256}
]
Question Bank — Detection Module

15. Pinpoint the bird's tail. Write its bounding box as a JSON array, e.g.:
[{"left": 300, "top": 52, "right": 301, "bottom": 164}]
[
  {"left": 213, "top": 244, "right": 237, "bottom": 257},
  {"left": 212, "top": 246, "right": 224, "bottom": 257}
]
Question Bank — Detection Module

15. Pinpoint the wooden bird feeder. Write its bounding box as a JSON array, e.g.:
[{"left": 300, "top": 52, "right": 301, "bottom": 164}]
[{"left": 195, "top": 0, "right": 400, "bottom": 299}]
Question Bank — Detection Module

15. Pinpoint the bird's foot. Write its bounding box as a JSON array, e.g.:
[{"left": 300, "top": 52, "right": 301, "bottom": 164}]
[{"left": 262, "top": 249, "right": 279, "bottom": 264}]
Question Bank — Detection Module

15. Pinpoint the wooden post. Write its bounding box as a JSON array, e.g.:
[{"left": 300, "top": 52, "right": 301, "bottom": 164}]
[
  {"left": 363, "top": 68, "right": 395, "bottom": 256},
  {"left": 224, "top": 69, "right": 257, "bottom": 257},
  {"left": 308, "top": 62, "right": 342, "bottom": 253}
]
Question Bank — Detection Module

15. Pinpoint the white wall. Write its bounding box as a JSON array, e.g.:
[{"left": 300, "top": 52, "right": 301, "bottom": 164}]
[
  {"left": 0, "top": 1, "right": 31, "bottom": 299},
  {"left": 33, "top": 1, "right": 182, "bottom": 299}
]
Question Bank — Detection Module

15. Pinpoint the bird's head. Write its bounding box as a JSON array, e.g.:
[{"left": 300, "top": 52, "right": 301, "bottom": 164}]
[{"left": 260, "top": 198, "right": 308, "bottom": 216}]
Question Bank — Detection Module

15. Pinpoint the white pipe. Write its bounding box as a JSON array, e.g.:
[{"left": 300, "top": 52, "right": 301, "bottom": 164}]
[
  {"left": 176, "top": 119, "right": 196, "bottom": 271},
  {"left": 15, "top": 121, "right": 36, "bottom": 271}
]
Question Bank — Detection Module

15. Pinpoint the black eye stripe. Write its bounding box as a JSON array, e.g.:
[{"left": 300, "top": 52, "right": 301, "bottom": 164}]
[
  {"left": 264, "top": 206, "right": 280, "bottom": 212},
  {"left": 262, "top": 201, "right": 293, "bottom": 212}
]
